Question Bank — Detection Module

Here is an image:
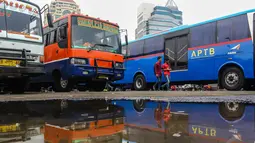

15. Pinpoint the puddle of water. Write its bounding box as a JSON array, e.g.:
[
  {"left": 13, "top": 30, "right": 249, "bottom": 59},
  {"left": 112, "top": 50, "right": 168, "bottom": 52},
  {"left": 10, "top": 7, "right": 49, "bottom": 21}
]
[{"left": 0, "top": 100, "right": 253, "bottom": 143}]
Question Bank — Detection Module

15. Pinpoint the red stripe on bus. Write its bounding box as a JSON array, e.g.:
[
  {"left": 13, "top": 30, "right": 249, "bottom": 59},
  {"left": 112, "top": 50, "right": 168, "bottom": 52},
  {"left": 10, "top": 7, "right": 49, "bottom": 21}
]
[{"left": 188, "top": 38, "right": 252, "bottom": 50}]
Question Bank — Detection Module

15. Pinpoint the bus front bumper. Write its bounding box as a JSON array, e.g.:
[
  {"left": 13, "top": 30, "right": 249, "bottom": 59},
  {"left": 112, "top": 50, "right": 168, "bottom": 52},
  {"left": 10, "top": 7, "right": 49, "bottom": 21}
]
[
  {"left": 68, "top": 65, "right": 124, "bottom": 81},
  {"left": 0, "top": 63, "right": 45, "bottom": 78}
]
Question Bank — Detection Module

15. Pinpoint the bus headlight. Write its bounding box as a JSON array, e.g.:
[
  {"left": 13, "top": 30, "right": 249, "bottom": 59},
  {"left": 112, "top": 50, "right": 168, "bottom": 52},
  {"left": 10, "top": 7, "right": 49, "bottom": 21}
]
[
  {"left": 70, "top": 58, "right": 87, "bottom": 65},
  {"left": 115, "top": 62, "right": 123, "bottom": 68},
  {"left": 27, "top": 55, "right": 39, "bottom": 62}
]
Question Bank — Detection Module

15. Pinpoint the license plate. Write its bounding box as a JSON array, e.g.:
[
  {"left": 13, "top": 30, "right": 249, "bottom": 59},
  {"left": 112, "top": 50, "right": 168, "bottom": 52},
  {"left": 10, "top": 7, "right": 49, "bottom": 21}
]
[
  {"left": 0, "top": 124, "right": 18, "bottom": 132},
  {"left": 0, "top": 59, "right": 21, "bottom": 67}
]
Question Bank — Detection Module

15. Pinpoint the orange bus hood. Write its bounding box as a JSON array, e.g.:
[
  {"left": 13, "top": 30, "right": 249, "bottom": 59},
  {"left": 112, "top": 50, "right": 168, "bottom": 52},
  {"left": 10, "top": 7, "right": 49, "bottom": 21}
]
[{"left": 69, "top": 49, "right": 124, "bottom": 68}]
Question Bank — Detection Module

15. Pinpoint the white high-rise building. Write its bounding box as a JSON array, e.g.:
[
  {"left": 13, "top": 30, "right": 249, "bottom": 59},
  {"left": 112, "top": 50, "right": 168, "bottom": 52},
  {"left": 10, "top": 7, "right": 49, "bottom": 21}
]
[
  {"left": 44, "top": 0, "right": 81, "bottom": 26},
  {"left": 135, "top": 0, "right": 183, "bottom": 39}
]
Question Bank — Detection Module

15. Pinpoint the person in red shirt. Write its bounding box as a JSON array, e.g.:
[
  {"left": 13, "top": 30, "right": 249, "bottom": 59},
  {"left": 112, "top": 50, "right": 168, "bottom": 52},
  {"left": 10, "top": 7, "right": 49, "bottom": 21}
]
[
  {"left": 161, "top": 59, "right": 171, "bottom": 90},
  {"left": 153, "top": 56, "right": 162, "bottom": 91}
]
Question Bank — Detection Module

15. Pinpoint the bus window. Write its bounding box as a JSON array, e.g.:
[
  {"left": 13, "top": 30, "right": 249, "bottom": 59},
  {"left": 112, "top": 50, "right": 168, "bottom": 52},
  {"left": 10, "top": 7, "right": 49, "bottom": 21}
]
[
  {"left": 144, "top": 36, "right": 164, "bottom": 55},
  {"left": 128, "top": 40, "right": 144, "bottom": 57},
  {"left": 190, "top": 22, "right": 216, "bottom": 47},
  {"left": 165, "top": 38, "right": 176, "bottom": 69},
  {"left": 217, "top": 14, "right": 250, "bottom": 43},
  {"left": 176, "top": 35, "right": 188, "bottom": 70},
  {"left": 57, "top": 24, "right": 68, "bottom": 48},
  {"left": 45, "top": 33, "right": 51, "bottom": 46},
  {"left": 44, "top": 35, "right": 47, "bottom": 46},
  {"left": 71, "top": 16, "right": 120, "bottom": 53},
  {"left": 0, "top": 3, "right": 6, "bottom": 38},
  {"left": 50, "top": 29, "right": 58, "bottom": 44},
  {"left": 5, "top": 5, "right": 42, "bottom": 43},
  {"left": 122, "top": 45, "right": 127, "bottom": 56},
  {"left": 58, "top": 24, "right": 68, "bottom": 41}
]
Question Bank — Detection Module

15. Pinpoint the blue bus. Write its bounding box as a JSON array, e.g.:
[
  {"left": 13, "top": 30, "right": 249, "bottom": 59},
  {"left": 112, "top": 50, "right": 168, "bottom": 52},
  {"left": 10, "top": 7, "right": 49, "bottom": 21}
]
[
  {"left": 113, "top": 100, "right": 255, "bottom": 143},
  {"left": 115, "top": 9, "right": 255, "bottom": 91}
]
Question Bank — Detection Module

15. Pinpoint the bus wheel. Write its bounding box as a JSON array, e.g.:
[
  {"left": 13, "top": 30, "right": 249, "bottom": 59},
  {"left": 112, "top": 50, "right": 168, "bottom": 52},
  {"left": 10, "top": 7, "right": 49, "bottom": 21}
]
[
  {"left": 219, "top": 102, "right": 245, "bottom": 121},
  {"left": 134, "top": 74, "right": 147, "bottom": 91},
  {"left": 53, "top": 74, "right": 73, "bottom": 92},
  {"left": 221, "top": 67, "right": 244, "bottom": 91},
  {"left": 133, "top": 99, "right": 146, "bottom": 112}
]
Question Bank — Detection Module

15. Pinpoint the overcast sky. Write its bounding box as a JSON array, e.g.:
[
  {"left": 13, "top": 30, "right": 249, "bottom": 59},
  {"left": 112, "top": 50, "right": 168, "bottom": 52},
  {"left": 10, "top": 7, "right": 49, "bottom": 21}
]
[{"left": 32, "top": 0, "right": 255, "bottom": 40}]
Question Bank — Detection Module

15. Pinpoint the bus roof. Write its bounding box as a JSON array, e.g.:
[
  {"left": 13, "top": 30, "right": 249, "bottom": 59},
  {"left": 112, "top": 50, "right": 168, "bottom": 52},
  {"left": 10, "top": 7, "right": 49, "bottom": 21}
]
[
  {"left": 125, "top": 8, "right": 255, "bottom": 45},
  {"left": 44, "top": 14, "right": 119, "bottom": 28}
]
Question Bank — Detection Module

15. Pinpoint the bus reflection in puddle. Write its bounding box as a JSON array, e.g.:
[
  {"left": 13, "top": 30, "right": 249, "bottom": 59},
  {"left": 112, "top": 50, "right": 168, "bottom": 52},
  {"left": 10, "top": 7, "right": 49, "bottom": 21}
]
[
  {"left": 113, "top": 100, "right": 254, "bottom": 143},
  {"left": 0, "top": 100, "right": 254, "bottom": 143},
  {"left": 43, "top": 101, "right": 125, "bottom": 143}
]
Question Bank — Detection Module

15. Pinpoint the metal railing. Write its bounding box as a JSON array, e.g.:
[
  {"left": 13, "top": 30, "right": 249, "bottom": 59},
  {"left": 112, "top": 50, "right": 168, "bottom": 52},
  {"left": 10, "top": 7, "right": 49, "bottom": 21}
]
[{"left": 0, "top": 48, "right": 35, "bottom": 67}]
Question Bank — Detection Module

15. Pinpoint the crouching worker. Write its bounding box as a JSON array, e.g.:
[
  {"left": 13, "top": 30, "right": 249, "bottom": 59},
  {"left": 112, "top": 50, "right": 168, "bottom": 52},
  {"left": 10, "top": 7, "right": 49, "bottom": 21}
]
[{"left": 161, "top": 59, "right": 171, "bottom": 91}]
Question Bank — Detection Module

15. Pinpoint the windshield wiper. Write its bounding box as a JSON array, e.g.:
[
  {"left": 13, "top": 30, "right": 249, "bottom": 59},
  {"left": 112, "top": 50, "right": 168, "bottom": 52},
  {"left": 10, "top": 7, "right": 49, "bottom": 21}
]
[{"left": 88, "top": 43, "right": 114, "bottom": 52}]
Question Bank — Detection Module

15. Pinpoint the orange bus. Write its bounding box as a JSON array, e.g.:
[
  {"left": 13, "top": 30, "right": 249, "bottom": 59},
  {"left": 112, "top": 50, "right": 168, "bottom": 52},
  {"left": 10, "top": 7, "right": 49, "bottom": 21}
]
[{"left": 32, "top": 14, "right": 127, "bottom": 92}]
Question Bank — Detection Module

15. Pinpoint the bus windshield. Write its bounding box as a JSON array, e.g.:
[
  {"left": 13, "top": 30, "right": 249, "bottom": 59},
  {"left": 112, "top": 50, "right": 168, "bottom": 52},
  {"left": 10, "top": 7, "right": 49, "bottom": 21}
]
[
  {"left": 0, "top": 0, "right": 42, "bottom": 43},
  {"left": 72, "top": 16, "right": 121, "bottom": 53}
]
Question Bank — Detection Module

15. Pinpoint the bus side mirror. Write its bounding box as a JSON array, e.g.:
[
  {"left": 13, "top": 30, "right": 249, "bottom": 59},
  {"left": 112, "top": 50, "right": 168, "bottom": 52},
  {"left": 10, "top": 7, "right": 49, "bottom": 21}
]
[
  {"left": 59, "top": 26, "right": 67, "bottom": 39},
  {"left": 47, "top": 13, "right": 54, "bottom": 28},
  {"left": 125, "top": 35, "right": 128, "bottom": 45}
]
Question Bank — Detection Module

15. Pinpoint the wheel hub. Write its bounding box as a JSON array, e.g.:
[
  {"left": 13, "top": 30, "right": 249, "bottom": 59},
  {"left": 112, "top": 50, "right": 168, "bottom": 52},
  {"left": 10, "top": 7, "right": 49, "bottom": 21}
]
[
  {"left": 60, "top": 78, "right": 68, "bottom": 88},
  {"left": 136, "top": 78, "right": 143, "bottom": 89},
  {"left": 135, "top": 99, "right": 144, "bottom": 107},
  {"left": 226, "top": 102, "right": 239, "bottom": 112},
  {"left": 225, "top": 72, "right": 239, "bottom": 87},
  {"left": 60, "top": 100, "right": 68, "bottom": 110}
]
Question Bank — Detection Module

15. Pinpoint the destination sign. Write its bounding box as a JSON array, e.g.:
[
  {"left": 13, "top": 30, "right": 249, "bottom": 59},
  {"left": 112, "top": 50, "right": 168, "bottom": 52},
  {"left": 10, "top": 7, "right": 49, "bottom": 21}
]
[
  {"left": 77, "top": 17, "right": 119, "bottom": 34},
  {"left": 0, "top": 0, "right": 39, "bottom": 17}
]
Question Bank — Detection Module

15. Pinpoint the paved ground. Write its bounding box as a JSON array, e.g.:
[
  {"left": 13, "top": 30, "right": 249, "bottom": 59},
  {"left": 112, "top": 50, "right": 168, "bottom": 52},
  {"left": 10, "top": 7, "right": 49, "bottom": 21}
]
[{"left": 1, "top": 91, "right": 255, "bottom": 103}]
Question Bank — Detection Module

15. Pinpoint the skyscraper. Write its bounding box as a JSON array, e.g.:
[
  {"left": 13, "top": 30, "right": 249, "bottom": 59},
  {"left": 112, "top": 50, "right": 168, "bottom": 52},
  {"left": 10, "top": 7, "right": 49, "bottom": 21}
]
[
  {"left": 135, "top": 0, "right": 183, "bottom": 39},
  {"left": 44, "top": 0, "right": 81, "bottom": 26}
]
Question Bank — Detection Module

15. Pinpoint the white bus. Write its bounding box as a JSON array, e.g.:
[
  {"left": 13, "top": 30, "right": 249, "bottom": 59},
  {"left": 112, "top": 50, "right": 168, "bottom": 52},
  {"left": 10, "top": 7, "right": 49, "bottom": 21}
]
[{"left": 0, "top": 0, "right": 53, "bottom": 93}]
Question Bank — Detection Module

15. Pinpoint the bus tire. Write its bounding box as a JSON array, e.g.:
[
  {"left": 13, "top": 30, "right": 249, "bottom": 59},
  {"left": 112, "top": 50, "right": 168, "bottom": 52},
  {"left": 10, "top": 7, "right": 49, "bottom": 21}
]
[
  {"left": 219, "top": 102, "right": 245, "bottom": 121},
  {"left": 133, "top": 74, "right": 147, "bottom": 91},
  {"left": 221, "top": 67, "right": 244, "bottom": 91},
  {"left": 53, "top": 72, "right": 73, "bottom": 92},
  {"left": 133, "top": 99, "right": 146, "bottom": 112}
]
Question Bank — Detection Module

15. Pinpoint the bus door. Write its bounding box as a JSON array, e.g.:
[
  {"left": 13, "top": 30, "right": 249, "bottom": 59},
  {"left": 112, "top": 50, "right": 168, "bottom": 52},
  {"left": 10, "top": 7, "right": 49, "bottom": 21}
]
[
  {"left": 55, "top": 23, "right": 68, "bottom": 60},
  {"left": 164, "top": 33, "right": 189, "bottom": 71}
]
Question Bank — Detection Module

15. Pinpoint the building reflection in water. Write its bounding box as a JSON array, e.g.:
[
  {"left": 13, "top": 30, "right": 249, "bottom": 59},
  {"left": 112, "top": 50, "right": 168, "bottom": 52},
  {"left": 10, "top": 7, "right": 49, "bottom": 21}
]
[{"left": 0, "top": 100, "right": 253, "bottom": 143}]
